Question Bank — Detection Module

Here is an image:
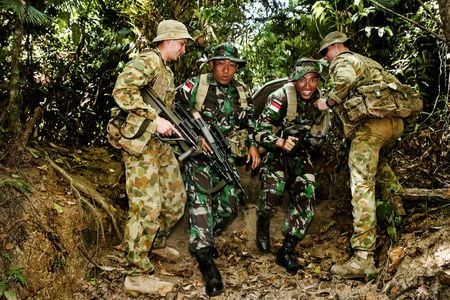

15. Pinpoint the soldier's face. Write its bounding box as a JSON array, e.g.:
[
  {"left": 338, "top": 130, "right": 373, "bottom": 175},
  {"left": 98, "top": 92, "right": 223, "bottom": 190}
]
[
  {"left": 323, "top": 44, "right": 338, "bottom": 61},
  {"left": 211, "top": 60, "right": 238, "bottom": 85},
  {"left": 168, "top": 39, "right": 188, "bottom": 61},
  {"left": 295, "top": 72, "right": 319, "bottom": 100}
]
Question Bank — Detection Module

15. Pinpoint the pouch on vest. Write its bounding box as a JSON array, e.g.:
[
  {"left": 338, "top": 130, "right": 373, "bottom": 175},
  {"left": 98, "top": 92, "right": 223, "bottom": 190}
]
[
  {"left": 107, "top": 107, "right": 126, "bottom": 150},
  {"left": 117, "top": 112, "right": 156, "bottom": 156},
  {"left": 390, "top": 83, "right": 423, "bottom": 120},
  {"left": 334, "top": 104, "right": 360, "bottom": 139},
  {"left": 227, "top": 129, "right": 248, "bottom": 158},
  {"left": 356, "top": 82, "right": 398, "bottom": 118},
  {"left": 343, "top": 95, "right": 368, "bottom": 122}
]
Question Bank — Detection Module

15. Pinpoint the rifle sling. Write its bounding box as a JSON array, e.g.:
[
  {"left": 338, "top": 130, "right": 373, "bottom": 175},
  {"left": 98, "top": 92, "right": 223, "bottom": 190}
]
[
  {"left": 195, "top": 179, "right": 227, "bottom": 195},
  {"left": 119, "top": 118, "right": 151, "bottom": 140}
]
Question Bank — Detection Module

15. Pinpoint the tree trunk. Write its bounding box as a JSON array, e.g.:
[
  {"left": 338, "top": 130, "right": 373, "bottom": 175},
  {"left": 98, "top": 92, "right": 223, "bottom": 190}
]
[
  {"left": 438, "top": 0, "right": 450, "bottom": 48},
  {"left": 5, "top": 106, "right": 43, "bottom": 168},
  {"left": 2, "top": 20, "right": 24, "bottom": 134}
]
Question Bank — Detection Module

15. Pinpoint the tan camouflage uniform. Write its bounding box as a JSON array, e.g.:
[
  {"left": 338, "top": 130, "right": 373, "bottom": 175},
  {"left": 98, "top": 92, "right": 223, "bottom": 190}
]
[
  {"left": 328, "top": 51, "right": 404, "bottom": 252},
  {"left": 112, "top": 48, "right": 187, "bottom": 274}
]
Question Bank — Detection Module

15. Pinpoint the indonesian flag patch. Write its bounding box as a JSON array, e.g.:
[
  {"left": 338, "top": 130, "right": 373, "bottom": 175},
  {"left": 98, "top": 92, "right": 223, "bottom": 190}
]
[
  {"left": 183, "top": 80, "right": 194, "bottom": 93},
  {"left": 268, "top": 99, "right": 282, "bottom": 113}
]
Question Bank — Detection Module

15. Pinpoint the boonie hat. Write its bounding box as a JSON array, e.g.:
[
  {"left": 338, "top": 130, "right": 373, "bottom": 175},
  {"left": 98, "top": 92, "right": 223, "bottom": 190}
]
[
  {"left": 319, "top": 31, "right": 350, "bottom": 55},
  {"left": 152, "top": 19, "right": 194, "bottom": 43},
  {"left": 207, "top": 43, "right": 247, "bottom": 67},
  {"left": 289, "top": 58, "right": 323, "bottom": 81}
]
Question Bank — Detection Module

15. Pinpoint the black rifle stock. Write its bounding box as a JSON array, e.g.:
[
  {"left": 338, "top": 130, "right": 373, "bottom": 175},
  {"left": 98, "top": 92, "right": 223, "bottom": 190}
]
[{"left": 141, "top": 88, "right": 200, "bottom": 162}]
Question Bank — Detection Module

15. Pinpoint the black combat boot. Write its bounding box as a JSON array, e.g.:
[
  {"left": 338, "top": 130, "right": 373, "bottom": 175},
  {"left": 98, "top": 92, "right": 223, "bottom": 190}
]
[
  {"left": 195, "top": 247, "right": 224, "bottom": 296},
  {"left": 276, "top": 234, "right": 301, "bottom": 275},
  {"left": 256, "top": 214, "right": 271, "bottom": 252}
]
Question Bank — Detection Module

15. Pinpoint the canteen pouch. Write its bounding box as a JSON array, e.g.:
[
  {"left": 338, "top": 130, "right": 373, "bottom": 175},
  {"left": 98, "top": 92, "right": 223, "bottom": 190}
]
[
  {"left": 343, "top": 95, "right": 368, "bottom": 122},
  {"left": 117, "top": 112, "right": 157, "bottom": 156}
]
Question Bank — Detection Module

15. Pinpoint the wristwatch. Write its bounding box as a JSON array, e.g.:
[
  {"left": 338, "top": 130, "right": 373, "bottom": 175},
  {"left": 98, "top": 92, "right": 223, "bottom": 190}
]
[{"left": 326, "top": 98, "right": 336, "bottom": 108}]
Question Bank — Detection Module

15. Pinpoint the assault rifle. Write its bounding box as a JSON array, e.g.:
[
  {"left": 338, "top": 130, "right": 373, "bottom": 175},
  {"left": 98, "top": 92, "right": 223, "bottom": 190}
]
[
  {"left": 280, "top": 123, "right": 327, "bottom": 155},
  {"left": 187, "top": 106, "right": 248, "bottom": 202},
  {"left": 142, "top": 88, "right": 201, "bottom": 162},
  {"left": 142, "top": 88, "right": 248, "bottom": 201}
]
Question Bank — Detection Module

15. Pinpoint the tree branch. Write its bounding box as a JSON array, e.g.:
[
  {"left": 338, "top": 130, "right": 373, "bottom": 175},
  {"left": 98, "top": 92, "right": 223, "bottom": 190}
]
[
  {"left": 369, "top": 0, "right": 445, "bottom": 42},
  {"left": 416, "top": 0, "right": 443, "bottom": 29}
]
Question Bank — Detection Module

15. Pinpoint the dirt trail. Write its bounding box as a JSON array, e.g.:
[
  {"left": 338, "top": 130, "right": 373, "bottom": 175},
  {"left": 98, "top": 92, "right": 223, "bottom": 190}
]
[{"left": 0, "top": 146, "right": 449, "bottom": 299}]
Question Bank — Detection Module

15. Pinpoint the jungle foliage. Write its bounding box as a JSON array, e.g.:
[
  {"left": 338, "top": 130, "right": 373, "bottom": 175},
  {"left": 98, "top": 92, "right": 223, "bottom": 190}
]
[{"left": 0, "top": 0, "right": 448, "bottom": 150}]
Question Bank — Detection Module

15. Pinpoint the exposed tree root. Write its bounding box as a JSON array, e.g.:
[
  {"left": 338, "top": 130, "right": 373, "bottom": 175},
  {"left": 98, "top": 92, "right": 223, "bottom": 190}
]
[
  {"left": 46, "top": 157, "right": 122, "bottom": 240},
  {"left": 404, "top": 188, "right": 449, "bottom": 200}
]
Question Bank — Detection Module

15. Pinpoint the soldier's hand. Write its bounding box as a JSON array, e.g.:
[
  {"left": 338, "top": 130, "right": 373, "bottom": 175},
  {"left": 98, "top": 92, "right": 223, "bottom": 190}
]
[
  {"left": 247, "top": 146, "right": 260, "bottom": 169},
  {"left": 283, "top": 136, "right": 298, "bottom": 152},
  {"left": 154, "top": 116, "right": 175, "bottom": 137},
  {"left": 200, "top": 136, "right": 212, "bottom": 154},
  {"left": 315, "top": 97, "right": 329, "bottom": 111}
]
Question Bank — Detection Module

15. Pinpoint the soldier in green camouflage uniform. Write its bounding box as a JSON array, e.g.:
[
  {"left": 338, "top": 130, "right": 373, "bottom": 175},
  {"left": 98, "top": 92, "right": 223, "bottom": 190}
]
[
  {"left": 317, "top": 31, "right": 407, "bottom": 279},
  {"left": 176, "top": 43, "right": 260, "bottom": 297},
  {"left": 254, "top": 58, "right": 327, "bottom": 275},
  {"left": 110, "top": 20, "right": 193, "bottom": 294}
]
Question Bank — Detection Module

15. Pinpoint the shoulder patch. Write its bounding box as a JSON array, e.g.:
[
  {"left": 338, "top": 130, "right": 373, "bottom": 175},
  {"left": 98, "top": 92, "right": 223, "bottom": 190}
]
[
  {"left": 182, "top": 80, "right": 195, "bottom": 93},
  {"left": 268, "top": 99, "right": 282, "bottom": 113}
]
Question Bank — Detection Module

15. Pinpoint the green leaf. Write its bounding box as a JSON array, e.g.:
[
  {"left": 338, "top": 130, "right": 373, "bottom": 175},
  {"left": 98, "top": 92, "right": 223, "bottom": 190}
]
[
  {"left": 53, "top": 203, "right": 64, "bottom": 214},
  {"left": 0, "top": 280, "right": 7, "bottom": 295},
  {"left": 0, "top": 178, "right": 32, "bottom": 194},
  {"left": 8, "top": 267, "right": 28, "bottom": 287},
  {"left": 4, "top": 290, "right": 17, "bottom": 300},
  {"left": 72, "top": 23, "right": 81, "bottom": 45},
  {"left": 387, "top": 226, "right": 397, "bottom": 241}
]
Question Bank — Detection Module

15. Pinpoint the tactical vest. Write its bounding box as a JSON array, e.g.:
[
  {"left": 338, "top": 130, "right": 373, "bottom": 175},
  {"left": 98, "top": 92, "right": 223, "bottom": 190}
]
[
  {"left": 194, "top": 73, "right": 250, "bottom": 158},
  {"left": 106, "top": 49, "right": 171, "bottom": 155}
]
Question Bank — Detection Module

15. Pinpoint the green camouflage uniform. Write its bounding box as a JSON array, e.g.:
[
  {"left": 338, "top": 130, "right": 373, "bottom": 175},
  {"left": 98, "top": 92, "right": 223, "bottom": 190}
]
[
  {"left": 177, "top": 73, "right": 256, "bottom": 253},
  {"left": 328, "top": 51, "right": 404, "bottom": 251},
  {"left": 112, "top": 48, "right": 187, "bottom": 274},
  {"left": 255, "top": 87, "right": 323, "bottom": 239}
]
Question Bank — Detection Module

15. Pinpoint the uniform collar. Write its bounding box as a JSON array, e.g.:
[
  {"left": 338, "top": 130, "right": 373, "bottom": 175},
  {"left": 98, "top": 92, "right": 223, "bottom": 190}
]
[{"left": 206, "top": 73, "right": 239, "bottom": 88}]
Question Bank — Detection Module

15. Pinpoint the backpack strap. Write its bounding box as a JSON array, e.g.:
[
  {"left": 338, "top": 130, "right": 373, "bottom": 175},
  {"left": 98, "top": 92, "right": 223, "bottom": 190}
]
[
  {"left": 283, "top": 82, "right": 297, "bottom": 122},
  {"left": 236, "top": 85, "right": 248, "bottom": 109},
  {"left": 195, "top": 74, "right": 209, "bottom": 111}
]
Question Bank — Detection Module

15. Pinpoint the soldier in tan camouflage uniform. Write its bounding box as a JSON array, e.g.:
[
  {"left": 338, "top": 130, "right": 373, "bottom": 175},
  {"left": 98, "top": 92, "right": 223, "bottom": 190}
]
[
  {"left": 110, "top": 20, "right": 193, "bottom": 295},
  {"left": 316, "top": 31, "right": 408, "bottom": 279}
]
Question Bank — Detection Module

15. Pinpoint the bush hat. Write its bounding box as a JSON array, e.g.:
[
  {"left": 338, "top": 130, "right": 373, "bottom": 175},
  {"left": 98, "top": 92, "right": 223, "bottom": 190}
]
[
  {"left": 289, "top": 58, "right": 323, "bottom": 81},
  {"left": 319, "top": 31, "right": 350, "bottom": 55},
  {"left": 152, "top": 19, "right": 194, "bottom": 43},
  {"left": 207, "top": 43, "right": 247, "bottom": 67}
]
